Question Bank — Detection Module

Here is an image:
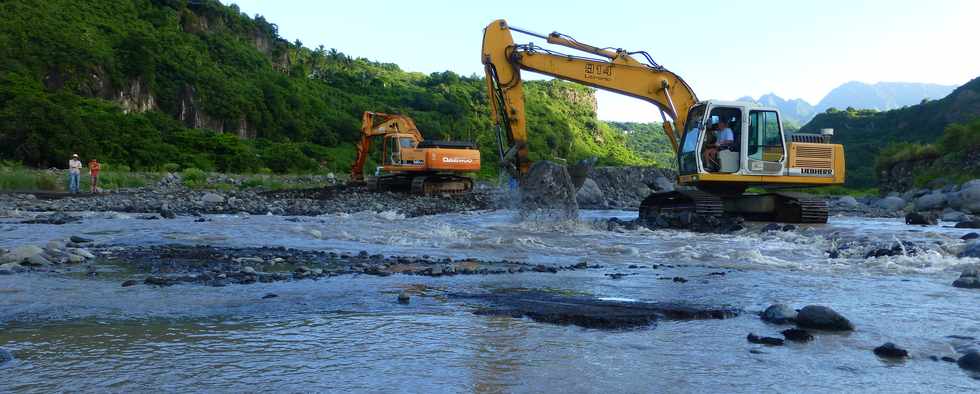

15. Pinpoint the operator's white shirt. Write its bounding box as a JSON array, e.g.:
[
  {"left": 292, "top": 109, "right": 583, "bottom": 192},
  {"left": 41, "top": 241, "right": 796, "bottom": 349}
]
[{"left": 718, "top": 128, "right": 734, "bottom": 144}]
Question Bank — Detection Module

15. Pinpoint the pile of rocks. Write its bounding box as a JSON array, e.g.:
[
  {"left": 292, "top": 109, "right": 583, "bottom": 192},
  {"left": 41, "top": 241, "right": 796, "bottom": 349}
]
[
  {"left": 0, "top": 236, "right": 97, "bottom": 274},
  {"left": 576, "top": 166, "right": 676, "bottom": 209}
]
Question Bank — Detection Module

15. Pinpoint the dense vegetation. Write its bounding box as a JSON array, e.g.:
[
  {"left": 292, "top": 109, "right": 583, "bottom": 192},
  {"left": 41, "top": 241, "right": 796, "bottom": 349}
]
[
  {"left": 607, "top": 122, "right": 675, "bottom": 168},
  {"left": 0, "top": 0, "right": 658, "bottom": 177},
  {"left": 874, "top": 118, "right": 980, "bottom": 186},
  {"left": 801, "top": 77, "right": 980, "bottom": 187}
]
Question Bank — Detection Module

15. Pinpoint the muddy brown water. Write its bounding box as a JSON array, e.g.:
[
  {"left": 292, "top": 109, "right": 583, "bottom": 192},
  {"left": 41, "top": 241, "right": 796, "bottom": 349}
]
[{"left": 2, "top": 210, "right": 980, "bottom": 392}]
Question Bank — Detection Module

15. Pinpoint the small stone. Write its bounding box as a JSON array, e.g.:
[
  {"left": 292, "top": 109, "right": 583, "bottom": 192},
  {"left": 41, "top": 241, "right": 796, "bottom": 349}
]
[
  {"left": 942, "top": 356, "right": 957, "bottom": 363},
  {"left": 672, "top": 276, "right": 688, "bottom": 283},
  {"left": 781, "top": 328, "right": 814, "bottom": 342},
  {"left": 747, "top": 333, "right": 784, "bottom": 346},
  {"left": 873, "top": 342, "right": 909, "bottom": 359},
  {"left": 67, "top": 254, "right": 85, "bottom": 264},
  {"left": 70, "top": 236, "right": 93, "bottom": 243},
  {"left": 242, "top": 266, "right": 256, "bottom": 274},
  {"left": 121, "top": 279, "right": 138, "bottom": 287},
  {"left": 957, "top": 351, "right": 980, "bottom": 372},
  {"left": 262, "top": 293, "right": 278, "bottom": 299},
  {"left": 397, "top": 291, "right": 410, "bottom": 304},
  {"left": 781, "top": 224, "right": 796, "bottom": 232}
]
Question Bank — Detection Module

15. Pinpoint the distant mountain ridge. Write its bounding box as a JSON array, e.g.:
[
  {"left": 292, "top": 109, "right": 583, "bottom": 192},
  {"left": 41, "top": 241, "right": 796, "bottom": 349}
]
[{"left": 738, "top": 81, "right": 959, "bottom": 126}]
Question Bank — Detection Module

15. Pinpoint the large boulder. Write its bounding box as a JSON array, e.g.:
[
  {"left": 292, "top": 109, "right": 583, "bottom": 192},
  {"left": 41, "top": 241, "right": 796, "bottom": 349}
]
[
  {"left": 958, "top": 180, "right": 980, "bottom": 214},
  {"left": 200, "top": 192, "right": 225, "bottom": 204},
  {"left": 915, "top": 192, "right": 947, "bottom": 211},
  {"left": 942, "top": 209, "right": 970, "bottom": 222},
  {"left": 575, "top": 178, "right": 605, "bottom": 208},
  {"left": 876, "top": 196, "right": 906, "bottom": 212},
  {"left": 520, "top": 161, "right": 578, "bottom": 219},
  {"left": 795, "top": 305, "right": 854, "bottom": 331}
]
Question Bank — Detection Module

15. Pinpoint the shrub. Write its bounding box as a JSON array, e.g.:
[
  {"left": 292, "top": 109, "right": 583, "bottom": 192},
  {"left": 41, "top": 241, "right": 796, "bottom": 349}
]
[
  {"left": 162, "top": 163, "right": 181, "bottom": 173},
  {"left": 181, "top": 167, "right": 207, "bottom": 187}
]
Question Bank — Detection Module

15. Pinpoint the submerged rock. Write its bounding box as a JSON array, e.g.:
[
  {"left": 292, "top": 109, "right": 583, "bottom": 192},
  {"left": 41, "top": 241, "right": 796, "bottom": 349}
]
[
  {"left": 761, "top": 304, "right": 798, "bottom": 324},
  {"left": 781, "top": 328, "right": 814, "bottom": 342},
  {"left": 70, "top": 236, "right": 93, "bottom": 243},
  {"left": 0, "top": 348, "right": 14, "bottom": 364},
  {"left": 747, "top": 333, "right": 784, "bottom": 346},
  {"left": 262, "top": 293, "right": 278, "bottom": 299},
  {"left": 960, "top": 243, "right": 980, "bottom": 258},
  {"left": 121, "top": 279, "right": 138, "bottom": 287},
  {"left": 962, "top": 233, "right": 979, "bottom": 241},
  {"left": 957, "top": 351, "right": 980, "bottom": 372},
  {"left": 795, "top": 305, "right": 854, "bottom": 331},
  {"left": 874, "top": 342, "right": 909, "bottom": 359},
  {"left": 461, "top": 290, "right": 738, "bottom": 330},
  {"left": 397, "top": 291, "right": 410, "bottom": 304}
]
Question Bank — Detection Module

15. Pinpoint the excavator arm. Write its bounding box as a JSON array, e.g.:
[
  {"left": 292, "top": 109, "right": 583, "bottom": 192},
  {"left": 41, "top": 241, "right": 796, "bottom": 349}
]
[
  {"left": 349, "top": 111, "right": 424, "bottom": 182},
  {"left": 482, "top": 19, "right": 698, "bottom": 177}
]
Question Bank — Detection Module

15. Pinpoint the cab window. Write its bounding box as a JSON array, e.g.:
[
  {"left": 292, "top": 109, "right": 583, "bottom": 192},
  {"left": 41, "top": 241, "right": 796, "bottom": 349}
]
[
  {"left": 748, "top": 111, "right": 784, "bottom": 162},
  {"left": 399, "top": 138, "right": 415, "bottom": 148},
  {"left": 678, "top": 105, "right": 706, "bottom": 174}
]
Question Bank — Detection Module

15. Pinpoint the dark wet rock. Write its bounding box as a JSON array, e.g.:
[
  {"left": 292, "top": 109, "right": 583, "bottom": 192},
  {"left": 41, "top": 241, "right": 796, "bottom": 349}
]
[
  {"left": 70, "top": 236, "right": 93, "bottom": 243},
  {"left": 963, "top": 233, "right": 980, "bottom": 241},
  {"left": 749, "top": 349, "right": 766, "bottom": 354},
  {"left": 0, "top": 348, "right": 14, "bottom": 364},
  {"left": 761, "top": 223, "right": 782, "bottom": 232},
  {"left": 121, "top": 279, "right": 138, "bottom": 287},
  {"left": 397, "top": 291, "right": 410, "bottom": 304},
  {"left": 795, "top": 305, "right": 854, "bottom": 331},
  {"left": 952, "top": 267, "right": 980, "bottom": 289},
  {"left": 194, "top": 217, "right": 210, "bottom": 223},
  {"left": 144, "top": 276, "right": 176, "bottom": 286},
  {"left": 460, "top": 290, "right": 738, "bottom": 329},
  {"left": 747, "top": 333, "right": 784, "bottom": 346},
  {"left": 708, "top": 271, "right": 726, "bottom": 276},
  {"left": 672, "top": 276, "right": 688, "bottom": 283},
  {"left": 761, "top": 304, "right": 798, "bottom": 324},
  {"left": 20, "top": 212, "right": 81, "bottom": 225},
  {"left": 781, "top": 224, "right": 796, "bottom": 232},
  {"left": 781, "top": 328, "right": 814, "bottom": 342},
  {"left": 943, "top": 356, "right": 958, "bottom": 363},
  {"left": 137, "top": 215, "right": 160, "bottom": 220},
  {"left": 957, "top": 351, "right": 980, "bottom": 372},
  {"left": 159, "top": 203, "right": 176, "bottom": 219},
  {"left": 905, "top": 212, "right": 938, "bottom": 225},
  {"left": 262, "top": 293, "right": 278, "bottom": 299},
  {"left": 874, "top": 342, "right": 909, "bottom": 359},
  {"left": 606, "top": 273, "right": 631, "bottom": 280},
  {"left": 865, "top": 241, "right": 918, "bottom": 259},
  {"left": 960, "top": 243, "right": 980, "bottom": 258}
]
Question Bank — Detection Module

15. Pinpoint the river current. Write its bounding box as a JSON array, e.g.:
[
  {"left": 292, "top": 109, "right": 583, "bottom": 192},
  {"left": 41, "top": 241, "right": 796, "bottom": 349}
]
[{"left": 1, "top": 210, "right": 979, "bottom": 392}]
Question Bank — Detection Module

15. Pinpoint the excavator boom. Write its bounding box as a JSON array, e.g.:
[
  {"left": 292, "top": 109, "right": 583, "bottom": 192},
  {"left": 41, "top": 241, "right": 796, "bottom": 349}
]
[{"left": 482, "top": 19, "right": 697, "bottom": 176}]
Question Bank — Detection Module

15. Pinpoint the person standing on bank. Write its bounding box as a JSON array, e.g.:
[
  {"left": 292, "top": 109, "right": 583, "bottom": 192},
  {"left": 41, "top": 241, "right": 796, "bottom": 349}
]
[
  {"left": 88, "top": 159, "right": 101, "bottom": 193},
  {"left": 68, "top": 154, "right": 82, "bottom": 194}
]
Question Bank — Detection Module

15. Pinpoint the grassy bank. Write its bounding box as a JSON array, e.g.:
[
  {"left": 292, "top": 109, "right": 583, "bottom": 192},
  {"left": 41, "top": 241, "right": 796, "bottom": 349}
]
[{"left": 0, "top": 161, "right": 342, "bottom": 193}]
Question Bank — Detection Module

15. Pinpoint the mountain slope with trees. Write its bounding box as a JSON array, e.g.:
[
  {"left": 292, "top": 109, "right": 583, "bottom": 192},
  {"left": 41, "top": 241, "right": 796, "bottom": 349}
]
[
  {"left": 800, "top": 77, "right": 980, "bottom": 187},
  {"left": 0, "top": 0, "right": 654, "bottom": 176}
]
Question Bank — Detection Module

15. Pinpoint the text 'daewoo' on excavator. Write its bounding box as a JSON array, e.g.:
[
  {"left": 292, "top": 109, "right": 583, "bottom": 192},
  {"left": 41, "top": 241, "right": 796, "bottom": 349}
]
[
  {"left": 482, "top": 19, "right": 845, "bottom": 223},
  {"left": 349, "top": 111, "right": 480, "bottom": 194}
]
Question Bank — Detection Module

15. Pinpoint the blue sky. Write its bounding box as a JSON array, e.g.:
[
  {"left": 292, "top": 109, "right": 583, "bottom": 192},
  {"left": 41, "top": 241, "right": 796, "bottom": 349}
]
[{"left": 230, "top": 0, "right": 980, "bottom": 122}]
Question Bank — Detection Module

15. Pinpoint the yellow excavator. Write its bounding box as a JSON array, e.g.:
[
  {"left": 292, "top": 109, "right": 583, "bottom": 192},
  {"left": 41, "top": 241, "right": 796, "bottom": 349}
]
[
  {"left": 482, "top": 19, "right": 845, "bottom": 223},
  {"left": 350, "top": 111, "right": 480, "bottom": 194}
]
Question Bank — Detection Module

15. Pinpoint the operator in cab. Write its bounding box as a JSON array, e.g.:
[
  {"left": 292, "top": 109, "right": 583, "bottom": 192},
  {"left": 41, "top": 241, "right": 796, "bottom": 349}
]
[{"left": 702, "top": 119, "right": 735, "bottom": 172}]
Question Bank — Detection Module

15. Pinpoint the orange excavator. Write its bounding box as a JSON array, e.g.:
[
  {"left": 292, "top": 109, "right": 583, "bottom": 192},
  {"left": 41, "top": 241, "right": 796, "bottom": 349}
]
[{"left": 349, "top": 111, "right": 481, "bottom": 194}]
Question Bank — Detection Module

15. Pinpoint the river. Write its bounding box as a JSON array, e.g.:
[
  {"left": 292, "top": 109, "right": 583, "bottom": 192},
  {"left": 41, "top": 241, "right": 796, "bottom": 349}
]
[{"left": 1, "top": 210, "right": 979, "bottom": 392}]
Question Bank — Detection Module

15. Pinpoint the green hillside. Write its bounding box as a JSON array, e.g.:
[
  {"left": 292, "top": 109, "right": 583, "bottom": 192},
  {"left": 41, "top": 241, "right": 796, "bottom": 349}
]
[
  {"left": 800, "top": 77, "right": 980, "bottom": 187},
  {"left": 0, "top": 0, "right": 653, "bottom": 176}
]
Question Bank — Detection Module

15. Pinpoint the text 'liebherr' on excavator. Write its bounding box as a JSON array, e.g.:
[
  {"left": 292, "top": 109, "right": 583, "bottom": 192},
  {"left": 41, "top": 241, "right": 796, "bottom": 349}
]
[
  {"left": 482, "top": 19, "right": 846, "bottom": 223},
  {"left": 349, "top": 111, "right": 480, "bottom": 194}
]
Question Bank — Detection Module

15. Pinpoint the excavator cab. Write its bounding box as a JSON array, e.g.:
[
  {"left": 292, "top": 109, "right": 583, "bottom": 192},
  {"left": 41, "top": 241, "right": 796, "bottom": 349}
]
[
  {"left": 678, "top": 101, "right": 786, "bottom": 178},
  {"left": 381, "top": 134, "right": 421, "bottom": 166}
]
